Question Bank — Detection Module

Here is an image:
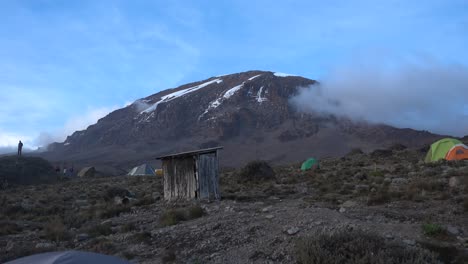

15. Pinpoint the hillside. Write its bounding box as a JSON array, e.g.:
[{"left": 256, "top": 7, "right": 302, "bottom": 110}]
[
  {"left": 41, "top": 70, "right": 442, "bottom": 170},
  {"left": 2, "top": 148, "right": 467, "bottom": 263}
]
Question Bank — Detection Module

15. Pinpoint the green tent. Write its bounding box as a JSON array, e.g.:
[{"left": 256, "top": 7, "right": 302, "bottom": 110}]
[
  {"left": 301, "top": 158, "right": 319, "bottom": 171},
  {"left": 425, "top": 138, "right": 462, "bottom": 162}
]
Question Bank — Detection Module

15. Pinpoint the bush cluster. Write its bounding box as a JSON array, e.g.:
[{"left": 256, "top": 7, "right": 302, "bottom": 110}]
[
  {"left": 295, "top": 229, "right": 438, "bottom": 264},
  {"left": 238, "top": 160, "right": 275, "bottom": 182},
  {"left": 159, "top": 205, "right": 205, "bottom": 226}
]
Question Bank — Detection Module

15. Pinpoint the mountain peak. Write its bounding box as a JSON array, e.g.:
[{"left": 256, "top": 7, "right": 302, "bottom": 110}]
[{"left": 43, "top": 71, "right": 440, "bottom": 168}]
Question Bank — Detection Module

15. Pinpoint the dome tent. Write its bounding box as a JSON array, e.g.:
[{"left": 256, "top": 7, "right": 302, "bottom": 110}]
[
  {"left": 425, "top": 138, "right": 468, "bottom": 162},
  {"left": 127, "top": 164, "right": 156, "bottom": 176},
  {"left": 5, "top": 250, "right": 131, "bottom": 264},
  {"left": 301, "top": 158, "right": 319, "bottom": 171}
]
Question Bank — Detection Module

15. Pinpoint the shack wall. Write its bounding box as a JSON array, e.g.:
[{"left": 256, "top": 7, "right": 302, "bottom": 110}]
[
  {"left": 162, "top": 157, "right": 197, "bottom": 200},
  {"left": 197, "top": 152, "right": 220, "bottom": 200}
]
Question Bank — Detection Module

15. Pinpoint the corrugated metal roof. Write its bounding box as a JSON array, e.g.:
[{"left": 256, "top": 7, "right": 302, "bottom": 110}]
[{"left": 156, "top": 146, "right": 223, "bottom": 159}]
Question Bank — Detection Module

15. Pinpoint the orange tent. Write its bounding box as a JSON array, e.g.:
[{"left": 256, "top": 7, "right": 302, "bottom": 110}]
[{"left": 445, "top": 144, "right": 468, "bottom": 161}]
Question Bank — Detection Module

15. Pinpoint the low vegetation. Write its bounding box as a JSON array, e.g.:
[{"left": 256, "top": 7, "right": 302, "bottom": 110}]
[
  {"left": 421, "top": 223, "right": 445, "bottom": 237},
  {"left": 159, "top": 205, "right": 205, "bottom": 227},
  {"left": 295, "top": 229, "right": 438, "bottom": 264},
  {"left": 238, "top": 160, "right": 275, "bottom": 182},
  {"left": 44, "top": 217, "right": 69, "bottom": 242}
]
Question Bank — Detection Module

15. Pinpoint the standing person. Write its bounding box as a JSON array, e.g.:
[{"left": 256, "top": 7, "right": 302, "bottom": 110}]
[{"left": 17, "top": 140, "right": 23, "bottom": 156}]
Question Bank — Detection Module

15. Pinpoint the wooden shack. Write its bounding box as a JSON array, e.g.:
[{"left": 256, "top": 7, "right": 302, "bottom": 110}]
[{"left": 156, "top": 147, "right": 222, "bottom": 200}]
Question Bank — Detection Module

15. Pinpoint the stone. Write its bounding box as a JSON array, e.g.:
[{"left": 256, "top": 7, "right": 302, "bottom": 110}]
[
  {"left": 341, "top": 200, "right": 357, "bottom": 208},
  {"left": 35, "top": 242, "right": 54, "bottom": 249},
  {"left": 447, "top": 225, "right": 460, "bottom": 236},
  {"left": 339, "top": 207, "right": 346, "bottom": 213},
  {"left": 262, "top": 206, "right": 273, "bottom": 212},
  {"left": 75, "top": 199, "right": 88, "bottom": 207},
  {"left": 403, "top": 239, "right": 415, "bottom": 246},
  {"left": 391, "top": 178, "right": 408, "bottom": 185},
  {"left": 76, "top": 233, "right": 90, "bottom": 241},
  {"left": 114, "top": 196, "right": 123, "bottom": 205},
  {"left": 286, "top": 227, "right": 300, "bottom": 235},
  {"left": 101, "top": 220, "right": 112, "bottom": 226},
  {"left": 449, "top": 177, "right": 461, "bottom": 188},
  {"left": 209, "top": 252, "right": 221, "bottom": 259},
  {"left": 265, "top": 214, "right": 275, "bottom": 219},
  {"left": 385, "top": 234, "right": 394, "bottom": 239},
  {"left": 6, "top": 241, "right": 15, "bottom": 252},
  {"left": 152, "top": 192, "right": 161, "bottom": 200},
  {"left": 355, "top": 185, "right": 369, "bottom": 192}
]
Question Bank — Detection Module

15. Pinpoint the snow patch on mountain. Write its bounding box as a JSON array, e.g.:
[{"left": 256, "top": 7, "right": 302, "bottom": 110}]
[
  {"left": 200, "top": 81, "right": 247, "bottom": 120},
  {"left": 224, "top": 83, "right": 244, "bottom": 99},
  {"left": 255, "top": 86, "right": 268, "bottom": 103},
  {"left": 141, "top": 78, "right": 222, "bottom": 114},
  {"left": 248, "top": 74, "right": 262, "bottom": 81},
  {"left": 274, "top": 72, "right": 297, "bottom": 77}
]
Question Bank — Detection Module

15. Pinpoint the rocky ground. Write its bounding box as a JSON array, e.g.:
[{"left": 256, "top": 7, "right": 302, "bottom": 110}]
[{"left": 1, "top": 147, "right": 468, "bottom": 263}]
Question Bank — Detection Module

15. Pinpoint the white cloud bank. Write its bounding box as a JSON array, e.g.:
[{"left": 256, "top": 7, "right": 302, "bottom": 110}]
[
  {"left": 34, "top": 106, "right": 119, "bottom": 148},
  {"left": 0, "top": 106, "right": 119, "bottom": 154},
  {"left": 291, "top": 61, "right": 468, "bottom": 137}
]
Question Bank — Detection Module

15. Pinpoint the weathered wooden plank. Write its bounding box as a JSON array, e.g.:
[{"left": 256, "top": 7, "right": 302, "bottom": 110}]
[
  {"left": 198, "top": 153, "right": 220, "bottom": 200},
  {"left": 163, "top": 157, "right": 196, "bottom": 200}
]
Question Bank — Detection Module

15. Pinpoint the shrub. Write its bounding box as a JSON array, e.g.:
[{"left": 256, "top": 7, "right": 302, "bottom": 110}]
[
  {"left": 44, "top": 217, "right": 69, "bottom": 242},
  {"left": 104, "top": 187, "right": 130, "bottom": 201},
  {"left": 99, "top": 205, "right": 131, "bottom": 219},
  {"left": 347, "top": 148, "right": 364, "bottom": 156},
  {"left": 239, "top": 160, "right": 275, "bottom": 182},
  {"left": 187, "top": 205, "right": 205, "bottom": 219},
  {"left": 87, "top": 223, "right": 114, "bottom": 237},
  {"left": 295, "top": 229, "right": 438, "bottom": 264},
  {"left": 369, "top": 170, "right": 384, "bottom": 178},
  {"left": 134, "top": 196, "right": 155, "bottom": 207},
  {"left": 160, "top": 209, "right": 186, "bottom": 226},
  {"left": 122, "top": 251, "right": 136, "bottom": 260},
  {"left": 130, "top": 231, "right": 152, "bottom": 245},
  {"left": 422, "top": 223, "right": 444, "bottom": 237},
  {"left": 161, "top": 249, "right": 176, "bottom": 263},
  {"left": 88, "top": 238, "right": 115, "bottom": 254},
  {"left": 0, "top": 221, "right": 22, "bottom": 235},
  {"left": 159, "top": 206, "right": 205, "bottom": 227},
  {"left": 121, "top": 222, "right": 137, "bottom": 233},
  {"left": 367, "top": 190, "right": 391, "bottom": 205}
]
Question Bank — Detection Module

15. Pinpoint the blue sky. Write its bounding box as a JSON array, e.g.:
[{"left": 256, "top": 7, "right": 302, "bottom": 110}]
[{"left": 1, "top": 0, "right": 468, "bottom": 151}]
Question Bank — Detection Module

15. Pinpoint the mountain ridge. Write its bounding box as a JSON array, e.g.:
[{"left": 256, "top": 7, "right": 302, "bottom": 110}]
[{"left": 42, "top": 70, "right": 443, "bottom": 170}]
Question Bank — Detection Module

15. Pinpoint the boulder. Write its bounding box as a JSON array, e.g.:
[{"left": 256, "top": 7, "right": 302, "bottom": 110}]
[
  {"left": 448, "top": 177, "right": 461, "bottom": 188},
  {"left": 341, "top": 200, "right": 357, "bottom": 208},
  {"left": 286, "top": 227, "right": 300, "bottom": 235}
]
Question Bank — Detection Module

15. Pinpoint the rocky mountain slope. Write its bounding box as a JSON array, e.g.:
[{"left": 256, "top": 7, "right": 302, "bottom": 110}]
[{"left": 43, "top": 70, "right": 442, "bottom": 169}]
